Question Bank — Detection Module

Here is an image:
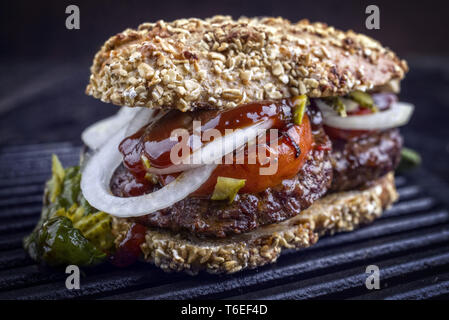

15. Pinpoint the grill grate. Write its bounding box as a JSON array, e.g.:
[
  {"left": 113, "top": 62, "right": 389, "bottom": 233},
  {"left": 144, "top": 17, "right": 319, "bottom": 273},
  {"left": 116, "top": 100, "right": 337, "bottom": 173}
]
[{"left": 0, "top": 143, "right": 449, "bottom": 300}]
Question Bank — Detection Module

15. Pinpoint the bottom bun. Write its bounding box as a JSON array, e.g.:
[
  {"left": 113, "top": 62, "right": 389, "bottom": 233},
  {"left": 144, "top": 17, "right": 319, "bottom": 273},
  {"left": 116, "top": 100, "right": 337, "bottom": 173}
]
[{"left": 112, "top": 173, "right": 398, "bottom": 274}]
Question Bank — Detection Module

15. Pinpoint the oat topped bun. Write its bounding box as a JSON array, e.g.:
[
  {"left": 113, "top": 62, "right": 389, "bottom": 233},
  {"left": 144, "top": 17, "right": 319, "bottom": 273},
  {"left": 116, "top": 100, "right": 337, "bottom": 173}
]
[{"left": 86, "top": 15, "right": 408, "bottom": 111}]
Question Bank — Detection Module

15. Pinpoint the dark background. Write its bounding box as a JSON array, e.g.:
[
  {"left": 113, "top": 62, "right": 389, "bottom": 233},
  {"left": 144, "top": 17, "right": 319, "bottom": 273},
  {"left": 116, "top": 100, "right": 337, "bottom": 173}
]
[{"left": 1, "top": 0, "right": 449, "bottom": 182}]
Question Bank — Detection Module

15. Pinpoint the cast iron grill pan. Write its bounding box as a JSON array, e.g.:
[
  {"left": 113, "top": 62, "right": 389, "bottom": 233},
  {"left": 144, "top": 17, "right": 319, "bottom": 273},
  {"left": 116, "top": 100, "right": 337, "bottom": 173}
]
[{"left": 0, "top": 143, "right": 448, "bottom": 300}]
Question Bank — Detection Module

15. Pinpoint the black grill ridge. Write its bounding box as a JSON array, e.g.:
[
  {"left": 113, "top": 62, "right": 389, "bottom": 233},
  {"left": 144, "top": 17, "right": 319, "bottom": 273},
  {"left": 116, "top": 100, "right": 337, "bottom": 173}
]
[{"left": 0, "top": 143, "right": 448, "bottom": 300}]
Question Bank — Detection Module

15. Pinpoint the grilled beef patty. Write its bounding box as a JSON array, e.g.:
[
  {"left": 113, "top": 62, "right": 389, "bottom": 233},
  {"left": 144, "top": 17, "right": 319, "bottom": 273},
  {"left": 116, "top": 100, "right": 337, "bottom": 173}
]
[
  {"left": 110, "top": 107, "right": 333, "bottom": 238},
  {"left": 329, "top": 129, "right": 402, "bottom": 192}
]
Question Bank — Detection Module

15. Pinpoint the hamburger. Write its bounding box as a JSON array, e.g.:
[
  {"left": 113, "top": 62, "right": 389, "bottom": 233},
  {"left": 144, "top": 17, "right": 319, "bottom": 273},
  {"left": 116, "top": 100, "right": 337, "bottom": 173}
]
[{"left": 25, "top": 16, "right": 414, "bottom": 274}]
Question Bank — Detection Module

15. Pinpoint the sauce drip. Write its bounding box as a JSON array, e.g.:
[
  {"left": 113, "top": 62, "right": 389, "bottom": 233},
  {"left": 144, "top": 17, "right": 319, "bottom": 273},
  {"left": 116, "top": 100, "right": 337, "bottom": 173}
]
[{"left": 110, "top": 223, "right": 146, "bottom": 267}]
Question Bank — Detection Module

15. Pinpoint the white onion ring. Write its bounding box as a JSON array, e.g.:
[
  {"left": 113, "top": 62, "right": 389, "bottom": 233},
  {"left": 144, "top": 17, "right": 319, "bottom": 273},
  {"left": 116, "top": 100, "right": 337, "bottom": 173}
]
[
  {"left": 147, "top": 119, "right": 274, "bottom": 175},
  {"left": 80, "top": 124, "right": 217, "bottom": 217},
  {"left": 124, "top": 108, "right": 167, "bottom": 137},
  {"left": 81, "top": 107, "right": 140, "bottom": 150},
  {"left": 81, "top": 108, "right": 273, "bottom": 216},
  {"left": 340, "top": 98, "right": 359, "bottom": 112},
  {"left": 81, "top": 107, "right": 167, "bottom": 151},
  {"left": 316, "top": 100, "right": 414, "bottom": 130}
]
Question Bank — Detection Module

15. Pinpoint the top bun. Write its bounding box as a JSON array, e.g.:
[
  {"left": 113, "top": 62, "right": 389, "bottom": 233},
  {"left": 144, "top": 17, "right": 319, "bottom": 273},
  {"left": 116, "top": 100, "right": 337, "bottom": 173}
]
[{"left": 86, "top": 16, "right": 408, "bottom": 111}]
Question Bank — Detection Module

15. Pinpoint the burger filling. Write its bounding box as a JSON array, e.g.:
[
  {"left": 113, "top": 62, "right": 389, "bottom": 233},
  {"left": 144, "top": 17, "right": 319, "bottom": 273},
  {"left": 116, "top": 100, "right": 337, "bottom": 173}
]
[
  {"left": 25, "top": 91, "right": 414, "bottom": 266},
  {"left": 104, "top": 92, "right": 410, "bottom": 237},
  {"left": 111, "top": 103, "right": 332, "bottom": 237}
]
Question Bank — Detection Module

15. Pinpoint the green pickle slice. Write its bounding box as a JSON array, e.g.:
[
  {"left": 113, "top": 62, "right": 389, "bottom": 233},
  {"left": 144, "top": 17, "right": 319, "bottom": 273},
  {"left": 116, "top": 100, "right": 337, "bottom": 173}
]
[
  {"left": 348, "top": 90, "right": 378, "bottom": 112},
  {"left": 211, "top": 177, "right": 246, "bottom": 203},
  {"left": 292, "top": 94, "right": 309, "bottom": 125},
  {"left": 324, "top": 96, "right": 347, "bottom": 117},
  {"left": 24, "top": 155, "right": 113, "bottom": 267}
]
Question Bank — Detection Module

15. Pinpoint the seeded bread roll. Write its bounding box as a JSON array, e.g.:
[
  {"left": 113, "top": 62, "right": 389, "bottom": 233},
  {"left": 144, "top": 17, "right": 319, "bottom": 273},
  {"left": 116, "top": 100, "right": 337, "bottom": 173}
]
[
  {"left": 112, "top": 172, "right": 397, "bottom": 274},
  {"left": 86, "top": 16, "right": 408, "bottom": 111}
]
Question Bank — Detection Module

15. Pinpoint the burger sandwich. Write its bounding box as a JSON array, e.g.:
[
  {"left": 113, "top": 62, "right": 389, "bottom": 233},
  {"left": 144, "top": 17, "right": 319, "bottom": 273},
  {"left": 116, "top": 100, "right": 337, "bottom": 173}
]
[{"left": 25, "top": 16, "right": 414, "bottom": 274}]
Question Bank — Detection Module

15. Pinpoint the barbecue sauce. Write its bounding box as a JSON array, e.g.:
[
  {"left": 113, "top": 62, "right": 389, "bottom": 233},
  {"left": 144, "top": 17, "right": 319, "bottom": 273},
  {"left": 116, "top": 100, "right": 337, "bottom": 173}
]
[
  {"left": 118, "top": 99, "right": 313, "bottom": 196},
  {"left": 110, "top": 223, "right": 147, "bottom": 267}
]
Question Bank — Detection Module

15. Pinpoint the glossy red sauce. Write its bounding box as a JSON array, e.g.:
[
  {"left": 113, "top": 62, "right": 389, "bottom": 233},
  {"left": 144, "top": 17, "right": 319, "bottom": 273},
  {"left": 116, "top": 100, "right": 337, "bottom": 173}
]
[
  {"left": 172, "top": 113, "right": 312, "bottom": 195},
  {"left": 118, "top": 99, "right": 314, "bottom": 197},
  {"left": 119, "top": 100, "right": 293, "bottom": 181},
  {"left": 110, "top": 223, "right": 147, "bottom": 267}
]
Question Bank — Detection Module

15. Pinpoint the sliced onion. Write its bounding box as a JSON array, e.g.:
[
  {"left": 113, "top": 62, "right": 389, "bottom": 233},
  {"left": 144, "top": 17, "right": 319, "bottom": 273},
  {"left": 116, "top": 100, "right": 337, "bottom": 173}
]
[
  {"left": 81, "top": 107, "right": 167, "bottom": 151},
  {"left": 81, "top": 108, "right": 273, "bottom": 216},
  {"left": 81, "top": 124, "right": 217, "bottom": 217},
  {"left": 147, "top": 119, "right": 274, "bottom": 175},
  {"left": 339, "top": 98, "right": 359, "bottom": 112},
  {"left": 81, "top": 107, "right": 140, "bottom": 150},
  {"left": 316, "top": 100, "right": 414, "bottom": 130},
  {"left": 124, "top": 108, "right": 167, "bottom": 137}
]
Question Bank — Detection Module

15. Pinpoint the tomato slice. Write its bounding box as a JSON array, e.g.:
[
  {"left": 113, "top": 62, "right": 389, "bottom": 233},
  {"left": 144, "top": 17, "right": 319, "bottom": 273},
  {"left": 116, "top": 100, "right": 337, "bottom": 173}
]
[
  {"left": 120, "top": 99, "right": 314, "bottom": 197},
  {"left": 119, "top": 100, "right": 292, "bottom": 181},
  {"left": 160, "top": 114, "right": 313, "bottom": 196}
]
